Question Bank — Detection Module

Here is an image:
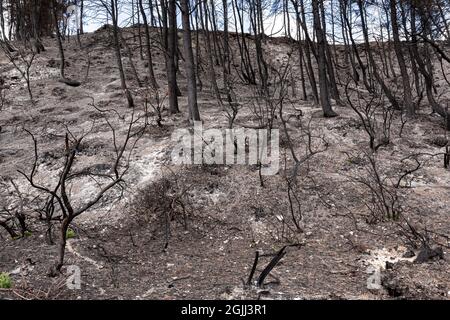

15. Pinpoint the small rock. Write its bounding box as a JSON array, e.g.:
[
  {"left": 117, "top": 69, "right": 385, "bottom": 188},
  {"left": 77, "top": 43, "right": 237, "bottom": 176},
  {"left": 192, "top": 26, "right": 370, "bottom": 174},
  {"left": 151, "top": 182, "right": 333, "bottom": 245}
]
[
  {"left": 47, "top": 58, "right": 70, "bottom": 68},
  {"left": 402, "top": 250, "right": 415, "bottom": 258},
  {"left": 382, "top": 273, "right": 409, "bottom": 298},
  {"left": 431, "top": 136, "right": 448, "bottom": 148},
  {"left": 9, "top": 267, "right": 21, "bottom": 275},
  {"left": 415, "top": 246, "right": 444, "bottom": 263}
]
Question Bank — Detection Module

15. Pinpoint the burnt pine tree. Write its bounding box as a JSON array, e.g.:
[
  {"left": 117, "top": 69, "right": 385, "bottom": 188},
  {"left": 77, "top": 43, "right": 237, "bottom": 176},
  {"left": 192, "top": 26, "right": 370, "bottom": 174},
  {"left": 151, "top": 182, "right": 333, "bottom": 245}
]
[
  {"left": 180, "top": 0, "right": 201, "bottom": 121},
  {"left": 163, "top": 0, "right": 180, "bottom": 114},
  {"left": 312, "top": 0, "right": 338, "bottom": 117},
  {"left": 390, "top": 0, "right": 414, "bottom": 116},
  {"left": 51, "top": 0, "right": 81, "bottom": 87},
  {"left": 138, "top": 0, "right": 158, "bottom": 89},
  {"left": 110, "top": 0, "right": 135, "bottom": 108}
]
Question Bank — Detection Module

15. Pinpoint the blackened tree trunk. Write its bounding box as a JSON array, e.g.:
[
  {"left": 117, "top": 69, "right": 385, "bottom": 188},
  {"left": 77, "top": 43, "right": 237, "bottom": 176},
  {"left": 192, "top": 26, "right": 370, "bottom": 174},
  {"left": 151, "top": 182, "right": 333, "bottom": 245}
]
[
  {"left": 52, "top": 0, "right": 80, "bottom": 87},
  {"left": 292, "top": 0, "right": 319, "bottom": 103},
  {"left": 139, "top": 0, "right": 158, "bottom": 89},
  {"left": 410, "top": 5, "right": 450, "bottom": 129},
  {"left": 55, "top": 216, "right": 71, "bottom": 272},
  {"left": 231, "top": 0, "right": 256, "bottom": 84},
  {"left": 0, "top": 221, "right": 18, "bottom": 238},
  {"left": 252, "top": 0, "right": 268, "bottom": 92},
  {"left": 399, "top": 4, "right": 423, "bottom": 104},
  {"left": 136, "top": 1, "right": 144, "bottom": 59},
  {"left": 390, "top": 0, "right": 414, "bottom": 116},
  {"left": 357, "top": 0, "right": 399, "bottom": 110},
  {"left": 312, "top": 0, "right": 337, "bottom": 117},
  {"left": 80, "top": 0, "right": 84, "bottom": 34},
  {"left": 52, "top": 0, "right": 65, "bottom": 79},
  {"left": 208, "top": 0, "right": 222, "bottom": 66},
  {"left": 167, "top": 0, "right": 179, "bottom": 113},
  {"left": 110, "top": 0, "right": 134, "bottom": 108},
  {"left": 119, "top": 31, "right": 142, "bottom": 87},
  {"left": 180, "top": 0, "right": 201, "bottom": 121},
  {"left": 222, "top": 0, "right": 231, "bottom": 93},
  {"left": 342, "top": 0, "right": 371, "bottom": 91},
  {"left": 200, "top": 0, "right": 220, "bottom": 100},
  {"left": 319, "top": 0, "right": 340, "bottom": 102}
]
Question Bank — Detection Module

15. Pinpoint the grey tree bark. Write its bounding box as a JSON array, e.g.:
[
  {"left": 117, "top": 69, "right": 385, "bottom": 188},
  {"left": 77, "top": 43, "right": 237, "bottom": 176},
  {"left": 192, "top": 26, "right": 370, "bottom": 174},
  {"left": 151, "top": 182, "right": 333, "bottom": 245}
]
[
  {"left": 110, "top": 0, "right": 134, "bottom": 108},
  {"left": 390, "top": 0, "right": 414, "bottom": 116},
  {"left": 167, "top": 0, "right": 180, "bottom": 113},
  {"left": 180, "top": 0, "right": 201, "bottom": 121},
  {"left": 312, "top": 0, "right": 337, "bottom": 117},
  {"left": 139, "top": 0, "right": 158, "bottom": 89}
]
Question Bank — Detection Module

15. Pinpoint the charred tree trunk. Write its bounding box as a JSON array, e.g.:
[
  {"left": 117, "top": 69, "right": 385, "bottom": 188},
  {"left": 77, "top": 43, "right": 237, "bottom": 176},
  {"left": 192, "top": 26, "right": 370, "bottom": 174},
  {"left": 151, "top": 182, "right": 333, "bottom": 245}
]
[
  {"left": 222, "top": 0, "right": 231, "bottom": 95},
  {"left": 357, "top": 0, "right": 399, "bottom": 110},
  {"left": 55, "top": 216, "right": 71, "bottom": 272},
  {"left": 410, "top": 5, "right": 450, "bottom": 129},
  {"left": 320, "top": 0, "right": 340, "bottom": 102},
  {"left": 180, "top": 0, "right": 201, "bottom": 121},
  {"left": 0, "top": 221, "right": 18, "bottom": 239},
  {"left": 110, "top": 0, "right": 134, "bottom": 107},
  {"left": 52, "top": 0, "right": 80, "bottom": 87},
  {"left": 312, "top": 0, "right": 337, "bottom": 117},
  {"left": 297, "top": 0, "right": 319, "bottom": 103},
  {"left": 80, "top": 0, "right": 84, "bottom": 35},
  {"left": 232, "top": 0, "right": 256, "bottom": 84},
  {"left": 119, "top": 31, "right": 142, "bottom": 87},
  {"left": 167, "top": 0, "right": 180, "bottom": 113},
  {"left": 343, "top": 0, "right": 371, "bottom": 91},
  {"left": 200, "top": 0, "right": 220, "bottom": 100},
  {"left": 390, "top": 0, "right": 414, "bottom": 116},
  {"left": 139, "top": 0, "right": 158, "bottom": 89}
]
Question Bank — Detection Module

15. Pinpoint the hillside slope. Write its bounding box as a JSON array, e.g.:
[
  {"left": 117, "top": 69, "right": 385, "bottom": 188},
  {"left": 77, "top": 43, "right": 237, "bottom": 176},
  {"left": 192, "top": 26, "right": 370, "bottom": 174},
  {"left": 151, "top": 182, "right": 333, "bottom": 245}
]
[{"left": 0, "top": 27, "right": 449, "bottom": 299}]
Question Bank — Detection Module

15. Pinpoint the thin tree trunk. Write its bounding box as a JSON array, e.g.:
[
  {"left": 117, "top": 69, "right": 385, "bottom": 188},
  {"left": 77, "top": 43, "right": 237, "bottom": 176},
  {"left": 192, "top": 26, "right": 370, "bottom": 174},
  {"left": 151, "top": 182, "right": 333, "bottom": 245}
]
[
  {"left": 111, "top": 0, "right": 134, "bottom": 108},
  {"left": 167, "top": 0, "right": 180, "bottom": 113},
  {"left": 320, "top": 0, "right": 340, "bottom": 101},
  {"left": 222, "top": 0, "right": 231, "bottom": 96},
  {"left": 410, "top": 5, "right": 450, "bottom": 129},
  {"left": 312, "top": 0, "right": 337, "bottom": 117},
  {"left": 80, "top": 0, "right": 84, "bottom": 34},
  {"left": 390, "top": 0, "right": 414, "bottom": 116},
  {"left": 119, "top": 31, "right": 142, "bottom": 87},
  {"left": 357, "top": 0, "right": 399, "bottom": 110},
  {"left": 137, "top": 2, "right": 144, "bottom": 60},
  {"left": 0, "top": 221, "right": 18, "bottom": 238},
  {"left": 139, "top": 0, "right": 158, "bottom": 89},
  {"left": 298, "top": 0, "right": 319, "bottom": 103},
  {"left": 201, "top": 0, "right": 220, "bottom": 100},
  {"left": 55, "top": 217, "right": 71, "bottom": 272},
  {"left": 180, "top": 0, "right": 201, "bottom": 121},
  {"left": 52, "top": 0, "right": 80, "bottom": 87},
  {"left": 343, "top": 1, "right": 371, "bottom": 91}
]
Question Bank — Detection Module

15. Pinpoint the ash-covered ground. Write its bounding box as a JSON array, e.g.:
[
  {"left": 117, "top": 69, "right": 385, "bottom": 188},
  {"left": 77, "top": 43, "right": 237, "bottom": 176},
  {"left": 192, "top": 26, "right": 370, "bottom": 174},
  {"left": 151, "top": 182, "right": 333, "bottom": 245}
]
[{"left": 0, "top": 27, "right": 449, "bottom": 299}]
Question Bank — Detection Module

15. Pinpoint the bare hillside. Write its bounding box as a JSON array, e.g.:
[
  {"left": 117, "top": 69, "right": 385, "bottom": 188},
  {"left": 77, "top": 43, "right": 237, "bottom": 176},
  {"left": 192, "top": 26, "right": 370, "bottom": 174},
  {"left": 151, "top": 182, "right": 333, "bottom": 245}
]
[{"left": 0, "top": 25, "right": 449, "bottom": 300}]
